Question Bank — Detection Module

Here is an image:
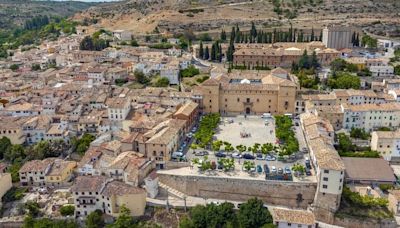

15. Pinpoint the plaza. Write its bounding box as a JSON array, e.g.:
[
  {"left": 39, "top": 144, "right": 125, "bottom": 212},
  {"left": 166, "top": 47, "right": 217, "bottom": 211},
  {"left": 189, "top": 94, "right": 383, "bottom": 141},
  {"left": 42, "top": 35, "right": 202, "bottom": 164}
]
[{"left": 214, "top": 115, "right": 276, "bottom": 147}]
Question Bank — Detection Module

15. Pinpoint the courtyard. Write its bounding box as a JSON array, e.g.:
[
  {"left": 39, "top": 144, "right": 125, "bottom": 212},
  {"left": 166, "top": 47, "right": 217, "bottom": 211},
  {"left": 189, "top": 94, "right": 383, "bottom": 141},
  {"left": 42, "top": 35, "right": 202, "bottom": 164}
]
[{"left": 214, "top": 115, "right": 276, "bottom": 147}]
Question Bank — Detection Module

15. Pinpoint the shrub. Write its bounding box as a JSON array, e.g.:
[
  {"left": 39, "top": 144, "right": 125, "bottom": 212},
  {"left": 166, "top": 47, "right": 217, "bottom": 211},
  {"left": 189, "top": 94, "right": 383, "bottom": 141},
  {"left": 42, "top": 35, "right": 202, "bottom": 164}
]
[{"left": 60, "top": 205, "right": 75, "bottom": 216}]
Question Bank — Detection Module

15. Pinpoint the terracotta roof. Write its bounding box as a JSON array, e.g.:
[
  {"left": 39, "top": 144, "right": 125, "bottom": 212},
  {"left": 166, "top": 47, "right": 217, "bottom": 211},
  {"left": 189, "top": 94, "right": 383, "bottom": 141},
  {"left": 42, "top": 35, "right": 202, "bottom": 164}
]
[
  {"left": 19, "top": 158, "right": 56, "bottom": 173},
  {"left": 71, "top": 175, "right": 107, "bottom": 193},
  {"left": 272, "top": 208, "right": 315, "bottom": 225},
  {"left": 101, "top": 180, "right": 145, "bottom": 197}
]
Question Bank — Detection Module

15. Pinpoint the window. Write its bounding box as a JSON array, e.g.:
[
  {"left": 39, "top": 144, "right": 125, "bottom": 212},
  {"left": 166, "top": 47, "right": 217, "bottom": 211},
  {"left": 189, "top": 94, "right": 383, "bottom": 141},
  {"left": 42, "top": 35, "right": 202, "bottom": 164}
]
[
  {"left": 288, "top": 223, "right": 291, "bottom": 226},
  {"left": 323, "top": 185, "right": 328, "bottom": 189},
  {"left": 324, "top": 170, "right": 329, "bottom": 174},
  {"left": 323, "top": 177, "right": 328, "bottom": 181}
]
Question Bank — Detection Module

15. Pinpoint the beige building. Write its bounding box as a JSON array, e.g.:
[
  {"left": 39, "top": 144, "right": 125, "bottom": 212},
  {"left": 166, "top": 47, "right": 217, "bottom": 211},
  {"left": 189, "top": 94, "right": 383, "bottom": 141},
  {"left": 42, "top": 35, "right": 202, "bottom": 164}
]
[
  {"left": 233, "top": 42, "right": 340, "bottom": 68},
  {"left": 0, "top": 117, "right": 27, "bottom": 144},
  {"left": 371, "top": 130, "right": 400, "bottom": 161},
  {"left": 45, "top": 160, "right": 77, "bottom": 187},
  {"left": 71, "top": 176, "right": 146, "bottom": 218},
  {"left": 388, "top": 190, "right": 400, "bottom": 215},
  {"left": 195, "top": 69, "right": 297, "bottom": 115},
  {"left": 0, "top": 173, "right": 12, "bottom": 207},
  {"left": 19, "top": 158, "right": 56, "bottom": 186},
  {"left": 322, "top": 26, "right": 352, "bottom": 50}
]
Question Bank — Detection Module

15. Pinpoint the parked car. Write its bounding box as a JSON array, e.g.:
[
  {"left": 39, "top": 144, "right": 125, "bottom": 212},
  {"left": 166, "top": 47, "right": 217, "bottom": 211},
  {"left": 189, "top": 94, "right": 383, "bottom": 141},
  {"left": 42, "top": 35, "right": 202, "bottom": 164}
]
[
  {"left": 302, "top": 147, "right": 308, "bottom": 153},
  {"left": 243, "top": 153, "right": 255, "bottom": 160},
  {"left": 271, "top": 166, "right": 277, "bottom": 173},
  {"left": 262, "top": 113, "right": 272, "bottom": 119},
  {"left": 278, "top": 167, "right": 284, "bottom": 175},
  {"left": 263, "top": 164, "right": 270, "bottom": 174},
  {"left": 231, "top": 152, "right": 242, "bottom": 159},
  {"left": 250, "top": 166, "right": 256, "bottom": 173},
  {"left": 305, "top": 168, "right": 312, "bottom": 176},
  {"left": 215, "top": 152, "right": 226, "bottom": 158},
  {"left": 256, "top": 153, "right": 264, "bottom": 160},
  {"left": 284, "top": 166, "right": 292, "bottom": 175},
  {"left": 295, "top": 122, "right": 299, "bottom": 126},
  {"left": 172, "top": 152, "right": 184, "bottom": 159},
  {"left": 257, "top": 165, "right": 263, "bottom": 173},
  {"left": 195, "top": 151, "right": 208, "bottom": 156},
  {"left": 266, "top": 155, "right": 276, "bottom": 161}
]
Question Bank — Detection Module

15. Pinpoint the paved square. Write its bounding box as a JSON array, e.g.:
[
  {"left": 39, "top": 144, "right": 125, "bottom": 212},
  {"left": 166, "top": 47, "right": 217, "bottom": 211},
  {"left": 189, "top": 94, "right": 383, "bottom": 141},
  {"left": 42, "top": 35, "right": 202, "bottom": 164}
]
[{"left": 214, "top": 115, "right": 276, "bottom": 147}]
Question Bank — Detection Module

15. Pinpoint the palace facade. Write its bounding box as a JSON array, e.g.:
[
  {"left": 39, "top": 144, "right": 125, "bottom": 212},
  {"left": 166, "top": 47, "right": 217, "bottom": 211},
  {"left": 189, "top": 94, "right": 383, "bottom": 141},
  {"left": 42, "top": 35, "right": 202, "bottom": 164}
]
[{"left": 194, "top": 68, "right": 298, "bottom": 115}]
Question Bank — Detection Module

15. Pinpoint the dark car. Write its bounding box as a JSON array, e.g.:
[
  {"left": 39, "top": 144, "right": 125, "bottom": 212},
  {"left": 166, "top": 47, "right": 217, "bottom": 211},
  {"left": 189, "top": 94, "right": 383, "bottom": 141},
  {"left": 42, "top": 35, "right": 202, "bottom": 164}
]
[
  {"left": 305, "top": 161, "right": 311, "bottom": 169},
  {"left": 257, "top": 165, "right": 263, "bottom": 173},
  {"left": 263, "top": 164, "right": 270, "bottom": 174},
  {"left": 243, "top": 153, "right": 255, "bottom": 160},
  {"left": 305, "top": 168, "right": 312, "bottom": 176},
  {"left": 215, "top": 152, "right": 226, "bottom": 158}
]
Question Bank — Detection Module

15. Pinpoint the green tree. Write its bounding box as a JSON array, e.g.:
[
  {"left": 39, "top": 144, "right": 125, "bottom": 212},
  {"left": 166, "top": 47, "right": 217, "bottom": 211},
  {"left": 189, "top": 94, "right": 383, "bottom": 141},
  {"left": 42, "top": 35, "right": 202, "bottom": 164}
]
[
  {"left": 327, "top": 72, "right": 360, "bottom": 89},
  {"left": 236, "top": 145, "right": 247, "bottom": 154},
  {"left": 0, "top": 136, "right": 12, "bottom": 159},
  {"left": 220, "top": 29, "right": 227, "bottom": 41},
  {"left": 130, "top": 39, "right": 139, "bottom": 47},
  {"left": 31, "top": 64, "right": 41, "bottom": 71},
  {"left": 10, "top": 64, "right": 19, "bottom": 71},
  {"left": 361, "top": 35, "right": 377, "bottom": 48},
  {"left": 204, "top": 46, "right": 210, "bottom": 60},
  {"left": 134, "top": 70, "right": 150, "bottom": 85},
  {"left": 179, "top": 215, "right": 194, "bottom": 228},
  {"left": 199, "top": 42, "right": 204, "bottom": 59},
  {"left": 237, "top": 198, "right": 273, "bottom": 228},
  {"left": 25, "top": 201, "right": 40, "bottom": 217},
  {"left": 337, "top": 133, "right": 355, "bottom": 152},
  {"left": 85, "top": 210, "right": 104, "bottom": 228},
  {"left": 110, "top": 205, "right": 134, "bottom": 228},
  {"left": 154, "top": 77, "right": 169, "bottom": 87},
  {"left": 60, "top": 205, "right": 75, "bottom": 216},
  {"left": 4, "top": 144, "right": 25, "bottom": 162},
  {"left": 243, "top": 161, "right": 255, "bottom": 172}
]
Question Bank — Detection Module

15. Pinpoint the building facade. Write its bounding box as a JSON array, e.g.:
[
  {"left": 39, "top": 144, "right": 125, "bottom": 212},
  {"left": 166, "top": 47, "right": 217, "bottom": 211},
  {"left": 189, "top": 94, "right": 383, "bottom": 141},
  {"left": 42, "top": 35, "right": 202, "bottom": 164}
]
[{"left": 196, "top": 69, "right": 297, "bottom": 115}]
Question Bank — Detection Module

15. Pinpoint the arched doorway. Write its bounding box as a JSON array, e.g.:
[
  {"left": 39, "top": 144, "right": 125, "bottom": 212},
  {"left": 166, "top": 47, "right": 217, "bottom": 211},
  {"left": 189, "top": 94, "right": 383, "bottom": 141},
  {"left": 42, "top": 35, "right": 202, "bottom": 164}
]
[{"left": 245, "top": 107, "right": 251, "bottom": 114}]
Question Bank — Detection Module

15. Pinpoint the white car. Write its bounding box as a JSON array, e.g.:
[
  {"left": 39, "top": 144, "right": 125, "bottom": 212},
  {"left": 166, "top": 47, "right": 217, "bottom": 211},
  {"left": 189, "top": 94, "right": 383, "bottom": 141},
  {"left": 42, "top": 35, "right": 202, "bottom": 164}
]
[
  {"left": 271, "top": 166, "right": 277, "bottom": 173},
  {"left": 231, "top": 152, "right": 242, "bottom": 159}
]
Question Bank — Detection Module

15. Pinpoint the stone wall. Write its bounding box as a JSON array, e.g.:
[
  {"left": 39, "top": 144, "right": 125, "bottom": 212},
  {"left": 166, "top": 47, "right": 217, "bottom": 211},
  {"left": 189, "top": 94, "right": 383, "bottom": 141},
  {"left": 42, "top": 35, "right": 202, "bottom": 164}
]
[
  {"left": 158, "top": 173, "right": 317, "bottom": 208},
  {"left": 333, "top": 217, "right": 397, "bottom": 228}
]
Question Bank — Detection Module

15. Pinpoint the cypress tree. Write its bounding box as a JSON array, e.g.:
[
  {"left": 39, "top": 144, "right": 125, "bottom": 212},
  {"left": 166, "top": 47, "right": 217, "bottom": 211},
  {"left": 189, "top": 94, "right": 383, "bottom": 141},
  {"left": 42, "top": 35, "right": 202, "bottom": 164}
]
[
  {"left": 211, "top": 43, "right": 216, "bottom": 61},
  {"left": 310, "top": 27, "right": 315, "bottom": 41},
  {"left": 221, "top": 29, "right": 227, "bottom": 42},
  {"left": 204, "top": 46, "right": 210, "bottom": 60},
  {"left": 230, "top": 27, "right": 236, "bottom": 43},
  {"left": 199, "top": 42, "right": 204, "bottom": 59}
]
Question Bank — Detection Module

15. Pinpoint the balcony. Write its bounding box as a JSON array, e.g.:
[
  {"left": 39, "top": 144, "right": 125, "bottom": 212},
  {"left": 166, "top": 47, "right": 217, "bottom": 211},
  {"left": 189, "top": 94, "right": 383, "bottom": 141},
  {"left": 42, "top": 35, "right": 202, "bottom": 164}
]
[{"left": 243, "top": 101, "right": 253, "bottom": 106}]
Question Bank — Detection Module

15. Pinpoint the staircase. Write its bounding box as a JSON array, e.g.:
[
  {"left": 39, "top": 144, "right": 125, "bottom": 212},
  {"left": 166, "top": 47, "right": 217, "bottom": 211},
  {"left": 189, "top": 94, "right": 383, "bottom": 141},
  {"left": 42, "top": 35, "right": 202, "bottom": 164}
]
[{"left": 159, "top": 182, "right": 186, "bottom": 199}]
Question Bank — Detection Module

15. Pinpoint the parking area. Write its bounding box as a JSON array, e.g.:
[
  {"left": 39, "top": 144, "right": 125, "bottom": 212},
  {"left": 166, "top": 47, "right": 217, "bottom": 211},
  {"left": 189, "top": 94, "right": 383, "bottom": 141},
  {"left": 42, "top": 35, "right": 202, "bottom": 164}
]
[
  {"left": 184, "top": 115, "right": 315, "bottom": 182},
  {"left": 214, "top": 115, "right": 276, "bottom": 147}
]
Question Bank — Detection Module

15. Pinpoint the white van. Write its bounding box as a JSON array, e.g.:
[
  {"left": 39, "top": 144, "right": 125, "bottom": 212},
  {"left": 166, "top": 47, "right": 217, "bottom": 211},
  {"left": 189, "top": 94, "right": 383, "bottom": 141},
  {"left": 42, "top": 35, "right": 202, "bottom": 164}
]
[{"left": 262, "top": 113, "right": 272, "bottom": 119}]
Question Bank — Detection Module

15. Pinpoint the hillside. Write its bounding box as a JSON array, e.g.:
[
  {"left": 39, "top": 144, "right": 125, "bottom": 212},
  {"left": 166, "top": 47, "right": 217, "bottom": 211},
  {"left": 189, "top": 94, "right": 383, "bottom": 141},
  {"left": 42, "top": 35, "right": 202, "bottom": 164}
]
[
  {"left": 0, "top": 0, "right": 98, "bottom": 30},
  {"left": 74, "top": 0, "right": 400, "bottom": 36}
]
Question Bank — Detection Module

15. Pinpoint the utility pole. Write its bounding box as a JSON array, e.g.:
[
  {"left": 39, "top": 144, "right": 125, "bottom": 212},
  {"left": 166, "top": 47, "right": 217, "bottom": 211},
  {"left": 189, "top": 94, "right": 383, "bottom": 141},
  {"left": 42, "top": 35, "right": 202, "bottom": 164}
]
[{"left": 183, "top": 195, "right": 187, "bottom": 212}]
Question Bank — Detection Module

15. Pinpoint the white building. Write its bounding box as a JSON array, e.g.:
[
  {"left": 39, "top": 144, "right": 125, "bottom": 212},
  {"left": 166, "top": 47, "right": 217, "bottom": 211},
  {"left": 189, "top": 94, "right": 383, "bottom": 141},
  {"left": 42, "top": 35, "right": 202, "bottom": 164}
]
[
  {"left": 106, "top": 96, "right": 131, "bottom": 122},
  {"left": 300, "top": 113, "right": 345, "bottom": 217},
  {"left": 371, "top": 130, "right": 400, "bottom": 161},
  {"left": 342, "top": 103, "right": 400, "bottom": 132},
  {"left": 87, "top": 68, "right": 106, "bottom": 84},
  {"left": 272, "top": 208, "right": 316, "bottom": 228},
  {"left": 112, "top": 30, "right": 132, "bottom": 41},
  {"left": 370, "top": 65, "right": 394, "bottom": 77},
  {"left": 160, "top": 67, "right": 180, "bottom": 85},
  {"left": 71, "top": 176, "right": 146, "bottom": 218}
]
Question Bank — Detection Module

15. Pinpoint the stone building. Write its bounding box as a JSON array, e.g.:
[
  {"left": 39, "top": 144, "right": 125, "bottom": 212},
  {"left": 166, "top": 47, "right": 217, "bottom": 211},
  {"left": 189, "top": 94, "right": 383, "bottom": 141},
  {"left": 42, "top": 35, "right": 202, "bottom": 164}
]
[
  {"left": 195, "top": 69, "right": 297, "bottom": 115},
  {"left": 233, "top": 42, "right": 340, "bottom": 68},
  {"left": 322, "top": 26, "right": 352, "bottom": 50}
]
